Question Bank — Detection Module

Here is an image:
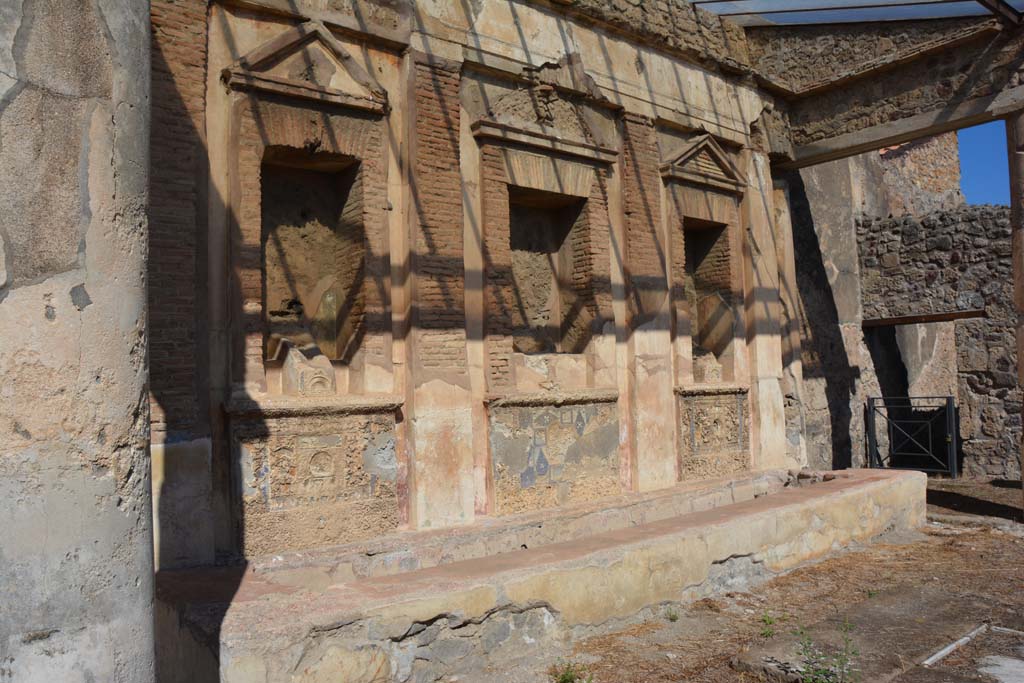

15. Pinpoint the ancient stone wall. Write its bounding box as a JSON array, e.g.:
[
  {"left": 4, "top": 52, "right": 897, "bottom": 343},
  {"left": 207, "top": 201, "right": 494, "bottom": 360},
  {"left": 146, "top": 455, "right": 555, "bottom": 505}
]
[
  {"left": 877, "top": 134, "right": 965, "bottom": 216},
  {"left": 746, "top": 19, "right": 993, "bottom": 94},
  {"left": 787, "top": 132, "right": 964, "bottom": 471},
  {"left": 781, "top": 20, "right": 1017, "bottom": 148},
  {"left": 859, "top": 207, "right": 1020, "bottom": 478},
  {"left": 0, "top": 0, "right": 154, "bottom": 679},
  {"left": 143, "top": 0, "right": 802, "bottom": 565},
  {"left": 547, "top": 0, "right": 752, "bottom": 72}
]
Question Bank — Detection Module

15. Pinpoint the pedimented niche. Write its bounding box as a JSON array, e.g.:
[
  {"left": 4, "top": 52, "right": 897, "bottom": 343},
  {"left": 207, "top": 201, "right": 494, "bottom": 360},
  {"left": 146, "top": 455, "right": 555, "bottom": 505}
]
[
  {"left": 660, "top": 134, "right": 745, "bottom": 196},
  {"left": 662, "top": 133, "right": 745, "bottom": 386},
  {"left": 222, "top": 21, "right": 387, "bottom": 113}
]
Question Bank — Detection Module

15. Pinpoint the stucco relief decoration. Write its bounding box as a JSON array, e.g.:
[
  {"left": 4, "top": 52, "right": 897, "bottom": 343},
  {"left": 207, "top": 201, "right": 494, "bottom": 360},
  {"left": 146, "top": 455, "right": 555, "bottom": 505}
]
[
  {"left": 233, "top": 411, "right": 400, "bottom": 555},
  {"left": 221, "top": 20, "right": 388, "bottom": 113},
  {"left": 239, "top": 416, "right": 396, "bottom": 511},
  {"left": 678, "top": 391, "right": 750, "bottom": 479},
  {"left": 660, "top": 133, "right": 746, "bottom": 196}
]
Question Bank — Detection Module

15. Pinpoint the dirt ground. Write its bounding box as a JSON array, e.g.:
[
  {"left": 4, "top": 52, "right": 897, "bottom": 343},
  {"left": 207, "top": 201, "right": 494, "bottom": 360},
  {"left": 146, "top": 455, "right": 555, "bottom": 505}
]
[
  {"left": 927, "top": 478, "right": 1023, "bottom": 523},
  {"left": 562, "top": 520, "right": 1024, "bottom": 682}
]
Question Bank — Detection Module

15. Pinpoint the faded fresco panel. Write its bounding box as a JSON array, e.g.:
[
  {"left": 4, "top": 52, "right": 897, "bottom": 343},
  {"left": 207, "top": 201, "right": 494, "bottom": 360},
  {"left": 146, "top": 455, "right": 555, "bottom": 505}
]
[{"left": 489, "top": 402, "right": 619, "bottom": 514}]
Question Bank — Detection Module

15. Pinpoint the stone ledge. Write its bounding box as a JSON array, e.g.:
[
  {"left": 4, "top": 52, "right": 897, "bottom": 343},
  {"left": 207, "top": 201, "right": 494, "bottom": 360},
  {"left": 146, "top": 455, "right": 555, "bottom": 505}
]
[
  {"left": 225, "top": 393, "right": 404, "bottom": 418},
  {"left": 675, "top": 383, "right": 750, "bottom": 396},
  {"left": 484, "top": 388, "right": 619, "bottom": 407},
  {"left": 156, "top": 470, "right": 925, "bottom": 683},
  {"left": 471, "top": 119, "right": 619, "bottom": 165},
  {"left": 223, "top": 71, "right": 389, "bottom": 113},
  {"left": 248, "top": 469, "right": 789, "bottom": 577}
]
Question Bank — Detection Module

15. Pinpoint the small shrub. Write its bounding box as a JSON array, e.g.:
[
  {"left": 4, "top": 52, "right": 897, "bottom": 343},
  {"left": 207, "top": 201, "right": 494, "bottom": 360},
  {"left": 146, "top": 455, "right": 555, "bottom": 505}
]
[
  {"left": 666, "top": 607, "right": 679, "bottom": 623},
  {"left": 761, "top": 612, "right": 777, "bottom": 626},
  {"left": 549, "top": 661, "right": 594, "bottom": 683},
  {"left": 795, "top": 621, "right": 859, "bottom": 683},
  {"left": 761, "top": 625, "right": 776, "bottom": 638}
]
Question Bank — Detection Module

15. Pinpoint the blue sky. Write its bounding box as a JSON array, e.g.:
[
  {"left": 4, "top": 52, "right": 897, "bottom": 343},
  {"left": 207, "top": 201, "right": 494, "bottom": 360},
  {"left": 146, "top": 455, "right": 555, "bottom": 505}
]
[{"left": 959, "top": 121, "right": 1009, "bottom": 206}]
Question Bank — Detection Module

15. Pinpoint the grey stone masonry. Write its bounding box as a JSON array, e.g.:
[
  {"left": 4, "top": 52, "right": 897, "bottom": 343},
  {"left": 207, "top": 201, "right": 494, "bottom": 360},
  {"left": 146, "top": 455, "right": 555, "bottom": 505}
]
[{"left": 858, "top": 206, "right": 1020, "bottom": 478}]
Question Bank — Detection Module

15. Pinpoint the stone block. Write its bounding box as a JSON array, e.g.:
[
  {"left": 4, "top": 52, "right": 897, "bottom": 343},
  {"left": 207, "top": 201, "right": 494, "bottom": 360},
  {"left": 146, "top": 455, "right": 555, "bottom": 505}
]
[
  {"left": 281, "top": 345, "right": 336, "bottom": 397},
  {"left": 151, "top": 438, "right": 215, "bottom": 569}
]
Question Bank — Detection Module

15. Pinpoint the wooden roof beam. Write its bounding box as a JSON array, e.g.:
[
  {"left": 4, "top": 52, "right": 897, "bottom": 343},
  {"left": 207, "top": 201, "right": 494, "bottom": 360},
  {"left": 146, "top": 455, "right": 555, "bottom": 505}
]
[{"left": 974, "top": 0, "right": 1022, "bottom": 26}]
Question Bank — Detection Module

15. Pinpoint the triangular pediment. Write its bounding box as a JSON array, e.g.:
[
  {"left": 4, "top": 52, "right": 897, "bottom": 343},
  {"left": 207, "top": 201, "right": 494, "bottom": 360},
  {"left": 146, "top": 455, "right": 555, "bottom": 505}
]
[
  {"left": 223, "top": 21, "right": 387, "bottom": 113},
  {"left": 661, "top": 134, "right": 745, "bottom": 195}
]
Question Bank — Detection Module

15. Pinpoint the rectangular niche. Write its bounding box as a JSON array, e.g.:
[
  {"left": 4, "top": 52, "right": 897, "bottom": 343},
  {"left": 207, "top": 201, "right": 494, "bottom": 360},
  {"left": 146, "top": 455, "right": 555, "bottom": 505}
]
[
  {"left": 508, "top": 186, "right": 591, "bottom": 355},
  {"left": 261, "top": 152, "right": 366, "bottom": 378},
  {"left": 683, "top": 218, "right": 736, "bottom": 384}
]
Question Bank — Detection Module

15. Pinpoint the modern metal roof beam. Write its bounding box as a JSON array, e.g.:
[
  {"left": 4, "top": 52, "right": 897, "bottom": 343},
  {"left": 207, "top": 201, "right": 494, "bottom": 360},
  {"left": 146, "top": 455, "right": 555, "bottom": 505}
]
[
  {"left": 715, "top": 0, "right": 969, "bottom": 17},
  {"left": 973, "top": 0, "right": 1022, "bottom": 24}
]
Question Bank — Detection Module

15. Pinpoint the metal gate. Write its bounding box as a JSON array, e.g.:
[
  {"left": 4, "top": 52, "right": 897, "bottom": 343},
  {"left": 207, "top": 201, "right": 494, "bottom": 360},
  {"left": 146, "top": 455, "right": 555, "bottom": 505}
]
[{"left": 866, "top": 396, "right": 958, "bottom": 477}]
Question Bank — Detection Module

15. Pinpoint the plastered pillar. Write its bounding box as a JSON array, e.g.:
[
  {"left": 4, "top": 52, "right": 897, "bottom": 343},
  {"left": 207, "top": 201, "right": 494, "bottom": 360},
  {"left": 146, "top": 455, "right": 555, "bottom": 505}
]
[
  {"left": 0, "top": 0, "right": 154, "bottom": 679},
  {"left": 1006, "top": 113, "right": 1024, "bottom": 517},
  {"left": 404, "top": 52, "right": 477, "bottom": 528},
  {"left": 741, "top": 150, "right": 791, "bottom": 471},
  {"left": 619, "top": 114, "right": 678, "bottom": 492},
  {"left": 772, "top": 179, "right": 809, "bottom": 468}
]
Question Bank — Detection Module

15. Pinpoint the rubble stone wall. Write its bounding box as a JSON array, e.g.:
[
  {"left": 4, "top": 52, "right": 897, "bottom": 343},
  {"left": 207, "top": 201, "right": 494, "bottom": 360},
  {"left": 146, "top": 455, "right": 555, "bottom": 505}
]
[
  {"left": 858, "top": 206, "right": 1020, "bottom": 478},
  {"left": 785, "top": 22, "right": 1018, "bottom": 147},
  {"left": 550, "top": 0, "right": 752, "bottom": 71},
  {"left": 788, "top": 133, "right": 967, "bottom": 472},
  {"left": 877, "top": 135, "right": 965, "bottom": 216},
  {"left": 746, "top": 19, "right": 993, "bottom": 94}
]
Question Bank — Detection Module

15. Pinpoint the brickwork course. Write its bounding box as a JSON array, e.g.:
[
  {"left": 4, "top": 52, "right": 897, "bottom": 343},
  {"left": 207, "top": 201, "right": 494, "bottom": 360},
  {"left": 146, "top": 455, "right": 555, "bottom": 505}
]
[
  {"left": 622, "top": 113, "right": 669, "bottom": 328},
  {"left": 412, "top": 58, "right": 467, "bottom": 370},
  {"left": 149, "top": 0, "right": 209, "bottom": 442}
]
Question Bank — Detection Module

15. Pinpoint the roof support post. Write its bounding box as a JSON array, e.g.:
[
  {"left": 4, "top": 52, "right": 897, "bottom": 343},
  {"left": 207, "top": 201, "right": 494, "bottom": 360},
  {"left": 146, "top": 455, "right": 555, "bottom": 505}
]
[
  {"left": 1006, "top": 111, "right": 1024, "bottom": 519},
  {"left": 975, "top": 0, "right": 1022, "bottom": 25}
]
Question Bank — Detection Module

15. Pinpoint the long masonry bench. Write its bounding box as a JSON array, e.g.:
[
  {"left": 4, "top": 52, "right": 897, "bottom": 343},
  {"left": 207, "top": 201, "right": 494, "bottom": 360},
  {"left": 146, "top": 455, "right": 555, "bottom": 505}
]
[{"left": 155, "top": 468, "right": 925, "bottom": 683}]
